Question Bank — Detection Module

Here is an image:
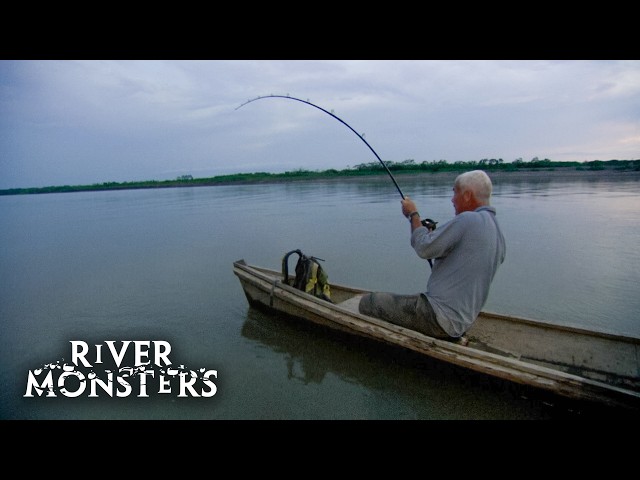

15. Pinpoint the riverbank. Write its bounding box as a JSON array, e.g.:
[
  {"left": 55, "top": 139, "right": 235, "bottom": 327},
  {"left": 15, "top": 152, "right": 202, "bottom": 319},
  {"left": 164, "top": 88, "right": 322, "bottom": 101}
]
[
  {"left": 214, "top": 167, "right": 640, "bottom": 188},
  {"left": 343, "top": 167, "right": 640, "bottom": 182},
  {"left": 2, "top": 164, "right": 639, "bottom": 195}
]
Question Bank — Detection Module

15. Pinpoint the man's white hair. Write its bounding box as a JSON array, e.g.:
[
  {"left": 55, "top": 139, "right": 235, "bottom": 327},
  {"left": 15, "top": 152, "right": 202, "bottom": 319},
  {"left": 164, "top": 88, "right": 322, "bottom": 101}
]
[{"left": 455, "top": 170, "right": 493, "bottom": 204}]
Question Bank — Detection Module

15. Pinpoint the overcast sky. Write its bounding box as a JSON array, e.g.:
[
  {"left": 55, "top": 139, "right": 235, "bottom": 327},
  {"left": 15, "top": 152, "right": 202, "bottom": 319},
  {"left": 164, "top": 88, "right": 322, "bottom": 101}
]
[{"left": 1, "top": 60, "right": 638, "bottom": 189}]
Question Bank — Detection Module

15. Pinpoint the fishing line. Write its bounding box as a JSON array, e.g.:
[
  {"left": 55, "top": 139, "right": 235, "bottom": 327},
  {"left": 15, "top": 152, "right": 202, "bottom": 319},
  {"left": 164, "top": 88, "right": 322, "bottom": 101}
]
[{"left": 235, "top": 94, "right": 406, "bottom": 199}]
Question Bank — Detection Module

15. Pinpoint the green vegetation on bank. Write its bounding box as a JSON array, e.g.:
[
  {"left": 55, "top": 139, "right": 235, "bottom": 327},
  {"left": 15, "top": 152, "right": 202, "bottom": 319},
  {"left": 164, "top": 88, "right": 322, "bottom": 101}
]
[{"left": 2, "top": 158, "right": 639, "bottom": 196}]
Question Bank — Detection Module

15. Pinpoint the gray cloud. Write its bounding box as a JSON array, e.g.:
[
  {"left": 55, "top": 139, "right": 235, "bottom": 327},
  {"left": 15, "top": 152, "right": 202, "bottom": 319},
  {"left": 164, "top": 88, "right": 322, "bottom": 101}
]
[{"left": 1, "top": 60, "right": 638, "bottom": 189}]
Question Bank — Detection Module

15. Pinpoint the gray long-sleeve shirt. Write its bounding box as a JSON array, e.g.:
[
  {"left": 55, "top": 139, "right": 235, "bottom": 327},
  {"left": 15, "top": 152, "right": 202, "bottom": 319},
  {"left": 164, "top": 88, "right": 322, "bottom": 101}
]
[{"left": 411, "top": 206, "right": 506, "bottom": 337}]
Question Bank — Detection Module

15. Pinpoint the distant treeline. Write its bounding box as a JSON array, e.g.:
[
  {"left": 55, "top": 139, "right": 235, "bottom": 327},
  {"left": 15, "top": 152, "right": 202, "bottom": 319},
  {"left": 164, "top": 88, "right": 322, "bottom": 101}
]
[{"left": 2, "top": 158, "right": 638, "bottom": 196}]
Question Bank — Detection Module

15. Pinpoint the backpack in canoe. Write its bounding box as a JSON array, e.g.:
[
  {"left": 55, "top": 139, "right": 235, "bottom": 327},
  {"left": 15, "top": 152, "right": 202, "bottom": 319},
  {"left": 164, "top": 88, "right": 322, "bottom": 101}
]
[{"left": 281, "top": 249, "right": 332, "bottom": 302}]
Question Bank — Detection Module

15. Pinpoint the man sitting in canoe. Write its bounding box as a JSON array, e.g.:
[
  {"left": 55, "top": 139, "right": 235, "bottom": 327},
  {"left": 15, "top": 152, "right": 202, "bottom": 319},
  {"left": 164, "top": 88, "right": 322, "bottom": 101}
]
[{"left": 359, "top": 170, "right": 506, "bottom": 340}]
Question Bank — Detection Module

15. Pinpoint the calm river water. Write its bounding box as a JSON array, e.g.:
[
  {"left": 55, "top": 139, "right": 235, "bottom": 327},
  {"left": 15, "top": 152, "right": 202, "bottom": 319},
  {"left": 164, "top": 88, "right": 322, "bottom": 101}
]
[{"left": 1, "top": 171, "right": 639, "bottom": 420}]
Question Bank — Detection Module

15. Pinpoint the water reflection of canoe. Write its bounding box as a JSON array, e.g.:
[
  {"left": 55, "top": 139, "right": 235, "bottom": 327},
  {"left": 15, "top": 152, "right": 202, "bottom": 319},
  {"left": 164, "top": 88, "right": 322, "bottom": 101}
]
[{"left": 233, "top": 259, "right": 640, "bottom": 411}]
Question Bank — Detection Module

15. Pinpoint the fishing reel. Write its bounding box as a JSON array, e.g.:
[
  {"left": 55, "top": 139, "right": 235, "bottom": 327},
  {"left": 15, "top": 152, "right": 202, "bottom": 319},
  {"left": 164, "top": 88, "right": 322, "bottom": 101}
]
[{"left": 421, "top": 218, "right": 438, "bottom": 231}]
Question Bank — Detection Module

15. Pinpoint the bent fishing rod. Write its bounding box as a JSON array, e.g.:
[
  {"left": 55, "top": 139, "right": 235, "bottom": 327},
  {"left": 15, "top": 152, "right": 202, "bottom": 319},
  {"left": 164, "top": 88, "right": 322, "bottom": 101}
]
[
  {"left": 235, "top": 94, "right": 406, "bottom": 199},
  {"left": 236, "top": 95, "right": 438, "bottom": 266}
]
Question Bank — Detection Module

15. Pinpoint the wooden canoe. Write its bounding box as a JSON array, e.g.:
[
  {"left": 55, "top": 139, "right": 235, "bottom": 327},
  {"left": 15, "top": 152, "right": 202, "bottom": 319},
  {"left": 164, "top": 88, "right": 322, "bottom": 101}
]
[{"left": 233, "top": 259, "right": 640, "bottom": 411}]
